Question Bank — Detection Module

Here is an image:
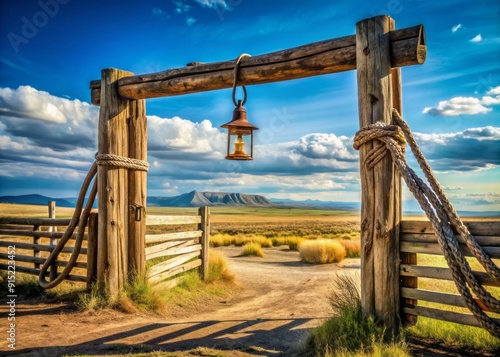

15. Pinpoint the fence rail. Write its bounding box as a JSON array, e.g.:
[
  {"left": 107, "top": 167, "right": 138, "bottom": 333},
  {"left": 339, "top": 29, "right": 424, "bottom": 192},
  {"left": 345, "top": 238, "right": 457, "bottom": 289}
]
[
  {"left": 145, "top": 207, "right": 210, "bottom": 289},
  {"left": 0, "top": 210, "right": 96, "bottom": 286},
  {"left": 400, "top": 219, "right": 500, "bottom": 328}
]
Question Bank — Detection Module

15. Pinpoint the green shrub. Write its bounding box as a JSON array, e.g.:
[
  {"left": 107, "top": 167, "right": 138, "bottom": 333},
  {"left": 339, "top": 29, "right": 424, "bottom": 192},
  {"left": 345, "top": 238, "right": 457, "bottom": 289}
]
[
  {"left": 304, "top": 273, "right": 407, "bottom": 357},
  {"left": 300, "top": 239, "right": 346, "bottom": 264},
  {"left": 241, "top": 242, "right": 264, "bottom": 257}
]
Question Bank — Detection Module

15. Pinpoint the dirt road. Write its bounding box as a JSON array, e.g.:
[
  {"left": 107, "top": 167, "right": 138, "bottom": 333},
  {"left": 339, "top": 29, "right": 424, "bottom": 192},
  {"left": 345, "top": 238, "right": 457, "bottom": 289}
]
[{"left": 2, "top": 247, "right": 360, "bottom": 357}]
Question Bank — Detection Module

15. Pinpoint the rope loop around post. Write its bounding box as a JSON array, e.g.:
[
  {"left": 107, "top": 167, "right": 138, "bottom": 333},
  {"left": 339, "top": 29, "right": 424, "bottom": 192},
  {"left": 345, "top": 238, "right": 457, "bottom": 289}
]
[
  {"left": 39, "top": 153, "right": 149, "bottom": 289},
  {"left": 232, "top": 53, "right": 251, "bottom": 106},
  {"left": 353, "top": 109, "right": 500, "bottom": 337},
  {"left": 95, "top": 153, "right": 149, "bottom": 171}
]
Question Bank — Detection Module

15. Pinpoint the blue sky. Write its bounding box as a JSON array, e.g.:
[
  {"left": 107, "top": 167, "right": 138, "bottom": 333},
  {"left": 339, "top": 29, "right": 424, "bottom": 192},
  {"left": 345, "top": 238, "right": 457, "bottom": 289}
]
[{"left": 0, "top": 0, "right": 499, "bottom": 212}]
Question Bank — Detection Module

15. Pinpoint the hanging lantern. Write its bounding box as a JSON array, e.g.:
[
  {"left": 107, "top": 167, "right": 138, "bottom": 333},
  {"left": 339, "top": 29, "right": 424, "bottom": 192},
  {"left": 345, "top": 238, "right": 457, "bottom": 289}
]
[
  {"left": 221, "top": 54, "right": 259, "bottom": 160},
  {"left": 221, "top": 99, "right": 258, "bottom": 160}
]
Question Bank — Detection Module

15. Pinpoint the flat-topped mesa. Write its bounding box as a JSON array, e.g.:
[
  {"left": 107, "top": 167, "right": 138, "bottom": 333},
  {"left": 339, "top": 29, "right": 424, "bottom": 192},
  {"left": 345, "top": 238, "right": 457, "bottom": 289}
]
[{"left": 89, "top": 24, "right": 425, "bottom": 105}]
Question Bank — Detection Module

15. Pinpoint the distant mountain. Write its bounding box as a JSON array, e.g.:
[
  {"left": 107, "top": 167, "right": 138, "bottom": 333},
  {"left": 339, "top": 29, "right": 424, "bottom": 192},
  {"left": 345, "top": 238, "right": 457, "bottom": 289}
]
[
  {"left": 271, "top": 197, "right": 360, "bottom": 211},
  {"left": 148, "top": 191, "right": 275, "bottom": 207},
  {"left": 0, "top": 194, "right": 74, "bottom": 207}
]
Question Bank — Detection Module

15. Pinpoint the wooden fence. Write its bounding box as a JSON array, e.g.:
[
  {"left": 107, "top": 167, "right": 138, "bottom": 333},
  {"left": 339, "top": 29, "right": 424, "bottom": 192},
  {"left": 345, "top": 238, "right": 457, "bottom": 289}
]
[
  {"left": 0, "top": 205, "right": 97, "bottom": 288},
  {"left": 145, "top": 206, "right": 210, "bottom": 289},
  {"left": 400, "top": 220, "right": 500, "bottom": 328}
]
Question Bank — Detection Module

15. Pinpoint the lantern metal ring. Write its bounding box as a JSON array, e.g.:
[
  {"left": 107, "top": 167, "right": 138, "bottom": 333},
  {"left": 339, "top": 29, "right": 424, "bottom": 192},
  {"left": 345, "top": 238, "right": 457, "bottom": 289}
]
[
  {"left": 232, "top": 53, "right": 251, "bottom": 106},
  {"left": 221, "top": 53, "right": 259, "bottom": 161}
]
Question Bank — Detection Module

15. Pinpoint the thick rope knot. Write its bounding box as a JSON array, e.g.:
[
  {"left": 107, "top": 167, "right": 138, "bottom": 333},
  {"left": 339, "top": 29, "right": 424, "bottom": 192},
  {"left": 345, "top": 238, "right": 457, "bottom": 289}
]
[
  {"left": 352, "top": 108, "right": 500, "bottom": 337},
  {"left": 95, "top": 153, "right": 149, "bottom": 171},
  {"left": 353, "top": 121, "right": 406, "bottom": 168}
]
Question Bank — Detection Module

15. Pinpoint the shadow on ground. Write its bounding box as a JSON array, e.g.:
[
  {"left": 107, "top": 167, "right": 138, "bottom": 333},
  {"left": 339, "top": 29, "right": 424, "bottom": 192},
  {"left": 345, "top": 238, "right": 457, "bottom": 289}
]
[{"left": 8, "top": 317, "right": 318, "bottom": 357}]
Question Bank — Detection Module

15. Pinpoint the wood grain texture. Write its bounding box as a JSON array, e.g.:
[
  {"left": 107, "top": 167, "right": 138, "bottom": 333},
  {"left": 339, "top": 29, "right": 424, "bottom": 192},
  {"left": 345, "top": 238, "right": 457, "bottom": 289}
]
[
  {"left": 401, "top": 220, "right": 500, "bottom": 236},
  {"left": 400, "top": 264, "right": 500, "bottom": 287},
  {"left": 199, "top": 206, "right": 210, "bottom": 281},
  {"left": 128, "top": 97, "right": 147, "bottom": 275},
  {"left": 90, "top": 25, "right": 425, "bottom": 105},
  {"left": 145, "top": 230, "right": 202, "bottom": 244},
  {"left": 97, "top": 68, "right": 132, "bottom": 296},
  {"left": 403, "top": 306, "right": 500, "bottom": 328},
  {"left": 356, "top": 15, "right": 401, "bottom": 332},
  {"left": 146, "top": 215, "right": 201, "bottom": 226}
]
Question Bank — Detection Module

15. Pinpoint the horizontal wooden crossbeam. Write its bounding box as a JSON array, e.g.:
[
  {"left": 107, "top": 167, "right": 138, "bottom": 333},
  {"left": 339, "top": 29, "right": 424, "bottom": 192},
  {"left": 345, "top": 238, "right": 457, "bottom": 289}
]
[{"left": 90, "top": 25, "right": 425, "bottom": 105}]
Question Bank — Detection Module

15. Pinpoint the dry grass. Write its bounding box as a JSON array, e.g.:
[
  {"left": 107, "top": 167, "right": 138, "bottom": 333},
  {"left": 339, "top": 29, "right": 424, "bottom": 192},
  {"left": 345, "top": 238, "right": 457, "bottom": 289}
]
[
  {"left": 340, "top": 239, "right": 361, "bottom": 258},
  {"left": 241, "top": 242, "right": 264, "bottom": 257},
  {"left": 287, "top": 236, "right": 304, "bottom": 251},
  {"left": 206, "top": 250, "right": 235, "bottom": 283},
  {"left": 300, "top": 239, "right": 347, "bottom": 264}
]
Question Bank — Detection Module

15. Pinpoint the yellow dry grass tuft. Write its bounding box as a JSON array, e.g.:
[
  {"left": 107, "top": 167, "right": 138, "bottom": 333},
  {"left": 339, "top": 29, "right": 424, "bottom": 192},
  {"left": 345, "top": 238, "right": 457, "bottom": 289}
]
[
  {"left": 340, "top": 239, "right": 361, "bottom": 258},
  {"left": 241, "top": 242, "right": 264, "bottom": 257},
  {"left": 299, "top": 239, "right": 346, "bottom": 264}
]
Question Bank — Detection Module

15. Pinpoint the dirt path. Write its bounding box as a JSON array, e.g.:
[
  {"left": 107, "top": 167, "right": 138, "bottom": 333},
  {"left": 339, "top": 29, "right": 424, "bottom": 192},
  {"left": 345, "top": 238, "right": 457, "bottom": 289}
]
[{"left": 2, "top": 247, "right": 360, "bottom": 357}]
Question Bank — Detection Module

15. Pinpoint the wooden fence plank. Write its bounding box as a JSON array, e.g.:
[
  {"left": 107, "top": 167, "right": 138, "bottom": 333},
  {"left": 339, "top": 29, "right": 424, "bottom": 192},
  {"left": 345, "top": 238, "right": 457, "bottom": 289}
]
[
  {"left": 0, "top": 218, "right": 71, "bottom": 226},
  {"left": 147, "top": 251, "right": 200, "bottom": 278},
  {"left": 401, "top": 287, "right": 466, "bottom": 308},
  {"left": 146, "top": 215, "right": 201, "bottom": 226},
  {"left": 0, "top": 264, "right": 87, "bottom": 282},
  {"left": 400, "top": 242, "right": 500, "bottom": 259},
  {"left": 0, "top": 253, "right": 87, "bottom": 269},
  {"left": 0, "top": 241, "right": 87, "bottom": 254},
  {"left": 403, "top": 306, "right": 500, "bottom": 328},
  {"left": 401, "top": 233, "right": 499, "bottom": 246},
  {"left": 400, "top": 264, "right": 500, "bottom": 287},
  {"left": 145, "top": 230, "right": 202, "bottom": 244},
  {"left": 145, "top": 239, "right": 198, "bottom": 261},
  {"left": 148, "top": 259, "right": 202, "bottom": 284},
  {"left": 401, "top": 221, "right": 500, "bottom": 236},
  {"left": 0, "top": 230, "right": 86, "bottom": 240}
]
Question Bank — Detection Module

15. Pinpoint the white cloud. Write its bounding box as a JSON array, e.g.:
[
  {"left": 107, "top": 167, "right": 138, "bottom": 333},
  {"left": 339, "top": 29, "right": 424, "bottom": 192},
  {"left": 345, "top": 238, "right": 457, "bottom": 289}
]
[
  {"left": 486, "top": 86, "right": 500, "bottom": 95},
  {"left": 148, "top": 115, "right": 226, "bottom": 160},
  {"left": 0, "top": 86, "right": 95, "bottom": 125},
  {"left": 423, "top": 97, "right": 491, "bottom": 116},
  {"left": 452, "top": 24, "right": 462, "bottom": 32},
  {"left": 293, "top": 133, "right": 357, "bottom": 160},
  {"left": 423, "top": 87, "right": 500, "bottom": 116},
  {"left": 470, "top": 34, "right": 482, "bottom": 43},
  {"left": 194, "top": 0, "right": 229, "bottom": 9}
]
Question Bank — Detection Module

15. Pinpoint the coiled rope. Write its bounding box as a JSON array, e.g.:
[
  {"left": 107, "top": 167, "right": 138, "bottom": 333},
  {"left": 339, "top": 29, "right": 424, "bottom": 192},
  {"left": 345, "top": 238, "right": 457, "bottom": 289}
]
[
  {"left": 38, "top": 154, "right": 148, "bottom": 289},
  {"left": 353, "top": 109, "right": 500, "bottom": 337}
]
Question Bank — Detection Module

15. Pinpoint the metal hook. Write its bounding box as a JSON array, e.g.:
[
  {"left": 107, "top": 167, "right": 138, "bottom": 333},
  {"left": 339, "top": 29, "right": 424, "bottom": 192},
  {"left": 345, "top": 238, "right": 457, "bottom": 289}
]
[{"left": 232, "top": 53, "right": 251, "bottom": 107}]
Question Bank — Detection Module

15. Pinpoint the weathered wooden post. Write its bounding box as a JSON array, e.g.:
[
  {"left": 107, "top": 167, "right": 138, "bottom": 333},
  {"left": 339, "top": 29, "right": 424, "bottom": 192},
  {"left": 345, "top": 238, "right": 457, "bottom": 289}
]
[
  {"left": 48, "top": 201, "right": 58, "bottom": 280},
  {"left": 86, "top": 212, "right": 98, "bottom": 291},
  {"left": 97, "top": 68, "right": 147, "bottom": 296},
  {"left": 198, "top": 206, "right": 210, "bottom": 281},
  {"left": 356, "top": 15, "right": 402, "bottom": 332}
]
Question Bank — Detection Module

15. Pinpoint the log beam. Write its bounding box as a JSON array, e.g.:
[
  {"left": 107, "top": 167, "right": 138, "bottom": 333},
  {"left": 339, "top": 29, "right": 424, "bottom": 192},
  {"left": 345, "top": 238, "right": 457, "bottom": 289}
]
[{"left": 90, "top": 25, "right": 425, "bottom": 105}]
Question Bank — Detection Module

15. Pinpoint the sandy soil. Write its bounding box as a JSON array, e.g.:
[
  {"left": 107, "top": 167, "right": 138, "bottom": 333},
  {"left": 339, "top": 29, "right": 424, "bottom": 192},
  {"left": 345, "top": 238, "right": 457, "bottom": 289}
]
[
  {"left": 1, "top": 247, "right": 360, "bottom": 357},
  {"left": 1, "top": 247, "right": 496, "bottom": 357}
]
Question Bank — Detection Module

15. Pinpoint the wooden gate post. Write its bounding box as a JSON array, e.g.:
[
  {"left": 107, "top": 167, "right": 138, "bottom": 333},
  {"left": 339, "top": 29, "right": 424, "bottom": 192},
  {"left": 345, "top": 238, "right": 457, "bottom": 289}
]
[
  {"left": 97, "top": 68, "right": 146, "bottom": 296},
  {"left": 199, "top": 206, "right": 210, "bottom": 281},
  {"left": 356, "top": 15, "right": 402, "bottom": 332}
]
